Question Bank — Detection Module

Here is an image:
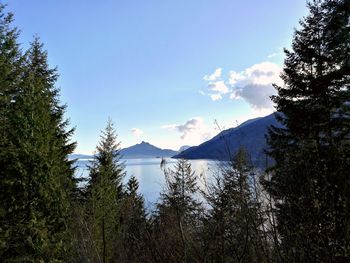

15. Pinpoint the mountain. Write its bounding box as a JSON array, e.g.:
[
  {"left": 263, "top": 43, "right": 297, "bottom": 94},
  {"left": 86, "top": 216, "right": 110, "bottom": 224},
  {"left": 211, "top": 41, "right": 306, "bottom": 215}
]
[
  {"left": 174, "top": 113, "right": 281, "bottom": 167},
  {"left": 178, "top": 145, "right": 191, "bottom": 153},
  {"left": 120, "top": 141, "right": 178, "bottom": 159}
]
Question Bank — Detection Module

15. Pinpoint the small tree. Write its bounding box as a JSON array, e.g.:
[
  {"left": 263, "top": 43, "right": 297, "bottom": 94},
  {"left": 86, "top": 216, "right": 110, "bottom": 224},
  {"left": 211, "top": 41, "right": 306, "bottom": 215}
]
[
  {"left": 153, "top": 159, "right": 203, "bottom": 262},
  {"left": 86, "top": 120, "right": 125, "bottom": 263},
  {"left": 117, "top": 176, "right": 149, "bottom": 262},
  {"left": 203, "top": 147, "right": 269, "bottom": 263}
]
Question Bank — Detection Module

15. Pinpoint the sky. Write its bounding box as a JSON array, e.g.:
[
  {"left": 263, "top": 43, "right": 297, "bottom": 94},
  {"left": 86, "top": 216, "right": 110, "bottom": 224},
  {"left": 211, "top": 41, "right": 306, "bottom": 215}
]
[{"left": 9, "top": 0, "right": 308, "bottom": 154}]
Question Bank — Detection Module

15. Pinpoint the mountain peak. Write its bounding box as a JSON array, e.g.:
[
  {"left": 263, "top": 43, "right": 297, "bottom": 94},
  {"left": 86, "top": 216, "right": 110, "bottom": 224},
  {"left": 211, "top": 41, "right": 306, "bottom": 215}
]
[{"left": 121, "top": 141, "right": 177, "bottom": 159}]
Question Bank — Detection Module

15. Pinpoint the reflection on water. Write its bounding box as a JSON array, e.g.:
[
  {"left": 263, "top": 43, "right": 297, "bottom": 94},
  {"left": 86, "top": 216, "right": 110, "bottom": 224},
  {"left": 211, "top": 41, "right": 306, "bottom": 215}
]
[{"left": 74, "top": 158, "right": 219, "bottom": 209}]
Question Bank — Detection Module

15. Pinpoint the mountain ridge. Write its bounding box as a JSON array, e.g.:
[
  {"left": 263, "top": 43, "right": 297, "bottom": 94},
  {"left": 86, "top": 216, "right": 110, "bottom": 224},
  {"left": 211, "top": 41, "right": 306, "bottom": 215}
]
[
  {"left": 174, "top": 113, "right": 281, "bottom": 167},
  {"left": 120, "top": 141, "right": 178, "bottom": 158}
]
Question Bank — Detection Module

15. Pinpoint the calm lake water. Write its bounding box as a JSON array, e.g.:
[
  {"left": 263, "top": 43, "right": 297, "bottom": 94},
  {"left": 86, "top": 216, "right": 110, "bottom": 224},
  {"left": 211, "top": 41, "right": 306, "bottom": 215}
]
[{"left": 74, "top": 158, "right": 219, "bottom": 209}]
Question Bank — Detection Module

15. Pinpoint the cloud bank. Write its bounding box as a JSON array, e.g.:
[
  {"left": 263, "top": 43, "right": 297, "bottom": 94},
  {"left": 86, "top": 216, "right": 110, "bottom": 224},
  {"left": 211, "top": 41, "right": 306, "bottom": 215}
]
[
  {"left": 201, "top": 62, "right": 283, "bottom": 112},
  {"left": 229, "top": 62, "right": 282, "bottom": 110},
  {"left": 162, "top": 117, "right": 212, "bottom": 141}
]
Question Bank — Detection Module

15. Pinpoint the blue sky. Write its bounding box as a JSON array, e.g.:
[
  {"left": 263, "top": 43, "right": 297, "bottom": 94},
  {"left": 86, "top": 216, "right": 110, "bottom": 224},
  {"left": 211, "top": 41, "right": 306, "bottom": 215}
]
[{"left": 9, "top": 0, "right": 308, "bottom": 153}]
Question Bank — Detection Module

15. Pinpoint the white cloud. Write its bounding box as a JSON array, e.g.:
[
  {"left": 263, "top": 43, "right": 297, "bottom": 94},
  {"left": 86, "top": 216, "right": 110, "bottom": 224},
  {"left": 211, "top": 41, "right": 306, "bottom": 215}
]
[
  {"left": 244, "top": 62, "right": 282, "bottom": 85},
  {"left": 202, "top": 62, "right": 282, "bottom": 112},
  {"left": 201, "top": 68, "right": 231, "bottom": 101},
  {"left": 229, "top": 62, "right": 282, "bottom": 111},
  {"left": 131, "top": 128, "right": 143, "bottom": 137},
  {"left": 228, "top": 71, "right": 244, "bottom": 85},
  {"left": 208, "top": 80, "right": 230, "bottom": 94},
  {"left": 231, "top": 83, "right": 277, "bottom": 109},
  {"left": 210, "top": 94, "right": 222, "bottom": 101},
  {"left": 203, "top": 68, "right": 222, "bottom": 81},
  {"left": 162, "top": 117, "right": 212, "bottom": 141},
  {"left": 230, "top": 90, "right": 241, "bottom": 100},
  {"left": 201, "top": 62, "right": 282, "bottom": 110}
]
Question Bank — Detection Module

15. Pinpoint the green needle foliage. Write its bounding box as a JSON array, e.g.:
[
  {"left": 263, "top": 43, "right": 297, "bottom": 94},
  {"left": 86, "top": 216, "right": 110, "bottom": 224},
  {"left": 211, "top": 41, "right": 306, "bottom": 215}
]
[
  {"left": 153, "top": 159, "right": 203, "bottom": 263},
  {"left": 265, "top": 0, "right": 350, "bottom": 261},
  {"left": 0, "top": 11, "right": 76, "bottom": 262},
  {"left": 117, "top": 176, "right": 149, "bottom": 262},
  {"left": 204, "top": 148, "right": 269, "bottom": 263},
  {"left": 86, "top": 119, "right": 125, "bottom": 263}
]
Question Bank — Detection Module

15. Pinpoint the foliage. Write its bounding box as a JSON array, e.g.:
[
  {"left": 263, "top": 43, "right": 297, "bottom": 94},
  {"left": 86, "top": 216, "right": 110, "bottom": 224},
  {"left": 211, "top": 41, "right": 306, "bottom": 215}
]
[
  {"left": 117, "top": 176, "right": 150, "bottom": 262},
  {"left": 151, "top": 159, "right": 203, "bottom": 262},
  {"left": 0, "top": 7, "right": 76, "bottom": 261},
  {"left": 203, "top": 148, "right": 271, "bottom": 262},
  {"left": 265, "top": 0, "right": 350, "bottom": 261},
  {"left": 85, "top": 120, "right": 125, "bottom": 263}
]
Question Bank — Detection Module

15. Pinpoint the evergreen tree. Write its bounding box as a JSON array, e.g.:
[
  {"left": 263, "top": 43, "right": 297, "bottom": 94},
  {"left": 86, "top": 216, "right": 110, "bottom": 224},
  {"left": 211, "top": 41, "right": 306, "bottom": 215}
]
[
  {"left": 266, "top": 0, "right": 350, "bottom": 261},
  {"left": 204, "top": 148, "right": 268, "bottom": 263},
  {"left": 0, "top": 5, "right": 24, "bottom": 259},
  {"left": 86, "top": 119, "right": 125, "bottom": 263},
  {"left": 117, "top": 176, "right": 149, "bottom": 262},
  {"left": 126, "top": 176, "right": 140, "bottom": 196},
  {"left": 153, "top": 159, "right": 203, "bottom": 263},
  {"left": 0, "top": 5, "right": 22, "bottom": 126},
  {"left": 0, "top": 35, "right": 76, "bottom": 261}
]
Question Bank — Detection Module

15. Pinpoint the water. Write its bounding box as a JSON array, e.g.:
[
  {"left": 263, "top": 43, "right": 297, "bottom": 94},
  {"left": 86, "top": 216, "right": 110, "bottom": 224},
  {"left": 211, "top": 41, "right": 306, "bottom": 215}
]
[{"left": 74, "top": 158, "right": 219, "bottom": 209}]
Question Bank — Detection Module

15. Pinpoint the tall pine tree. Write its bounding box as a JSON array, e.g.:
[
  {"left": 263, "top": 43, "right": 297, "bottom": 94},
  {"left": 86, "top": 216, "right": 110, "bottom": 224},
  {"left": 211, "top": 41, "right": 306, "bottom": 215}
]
[
  {"left": 0, "top": 35, "right": 76, "bottom": 261},
  {"left": 266, "top": 0, "right": 350, "bottom": 261},
  {"left": 86, "top": 119, "right": 125, "bottom": 263},
  {"left": 0, "top": 5, "right": 25, "bottom": 260}
]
